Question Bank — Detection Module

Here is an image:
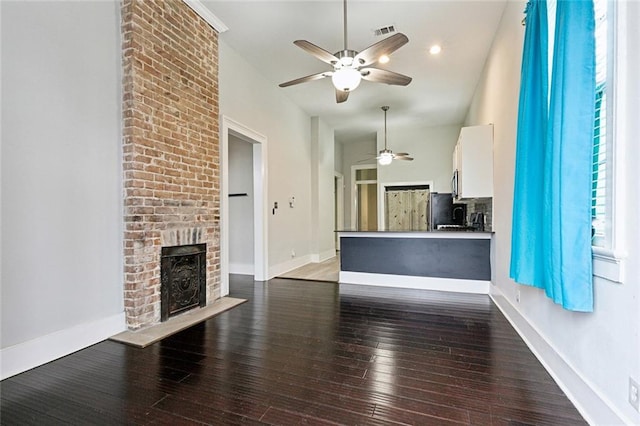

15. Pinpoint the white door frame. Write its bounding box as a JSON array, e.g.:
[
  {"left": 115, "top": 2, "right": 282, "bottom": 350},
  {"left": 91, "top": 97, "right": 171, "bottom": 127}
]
[
  {"left": 221, "top": 115, "right": 268, "bottom": 295},
  {"left": 350, "top": 164, "right": 377, "bottom": 231},
  {"left": 334, "top": 172, "right": 344, "bottom": 250}
]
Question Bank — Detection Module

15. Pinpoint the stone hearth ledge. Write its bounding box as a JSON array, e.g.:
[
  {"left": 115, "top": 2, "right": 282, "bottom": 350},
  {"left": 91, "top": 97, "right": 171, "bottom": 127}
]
[{"left": 110, "top": 297, "right": 247, "bottom": 348}]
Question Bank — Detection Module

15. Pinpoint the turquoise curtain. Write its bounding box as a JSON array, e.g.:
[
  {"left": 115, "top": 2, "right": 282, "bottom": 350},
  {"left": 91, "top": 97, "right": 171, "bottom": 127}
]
[
  {"left": 510, "top": 0, "right": 548, "bottom": 287},
  {"left": 511, "top": 0, "right": 595, "bottom": 312}
]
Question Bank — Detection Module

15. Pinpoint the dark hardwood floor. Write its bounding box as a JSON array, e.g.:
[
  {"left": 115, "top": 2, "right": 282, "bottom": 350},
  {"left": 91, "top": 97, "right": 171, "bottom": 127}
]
[{"left": 1, "top": 275, "right": 586, "bottom": 425}]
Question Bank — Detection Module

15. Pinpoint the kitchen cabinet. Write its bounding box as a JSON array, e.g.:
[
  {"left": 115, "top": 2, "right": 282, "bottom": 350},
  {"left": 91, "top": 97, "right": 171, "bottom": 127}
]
[{"left": 452, "top": 124, "right": 493, "bottom": 199}]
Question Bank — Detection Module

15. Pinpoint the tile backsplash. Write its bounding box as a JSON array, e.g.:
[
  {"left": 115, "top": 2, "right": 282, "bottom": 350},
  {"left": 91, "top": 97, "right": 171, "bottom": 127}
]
[{"left": 464, "top": 198, "right": 493, "bottom": 231}]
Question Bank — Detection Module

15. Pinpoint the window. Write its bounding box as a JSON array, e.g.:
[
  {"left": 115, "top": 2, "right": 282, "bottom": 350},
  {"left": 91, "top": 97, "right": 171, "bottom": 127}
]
[
  {"left": 589, "top": 0, "right": 626, "bottom": 283},
  {"left": 547, "top": 0, "right": 610, "bottom": 249},
  {"left": 591, "top": 0, "right": 608, "bottom": 248},
  {"left": 591, "top": 84, "right": 606, "bottom": 246},
  {"left": 547, "top": 0, "right": 621, "bottom": 282}
]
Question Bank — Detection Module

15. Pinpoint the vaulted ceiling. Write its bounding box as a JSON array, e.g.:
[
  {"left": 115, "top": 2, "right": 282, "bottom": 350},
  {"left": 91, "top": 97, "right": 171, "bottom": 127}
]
[{"left": 203, "top": 1, "right": 508, "bottom": 142}]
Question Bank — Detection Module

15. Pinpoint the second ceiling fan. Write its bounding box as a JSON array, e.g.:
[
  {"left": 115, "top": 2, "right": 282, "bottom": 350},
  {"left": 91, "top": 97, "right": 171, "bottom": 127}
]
[
  {"left": 377, "top": 106, "right": 413, "bottom": 165},
  {"left": 279, "top": 0, "right": 412, "bottom": 103}
]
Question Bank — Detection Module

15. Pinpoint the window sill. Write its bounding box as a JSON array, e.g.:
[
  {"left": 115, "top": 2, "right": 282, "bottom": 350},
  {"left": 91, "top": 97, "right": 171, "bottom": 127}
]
[{"left": 592, "top": 246, "right": 625, "bottom": 283}]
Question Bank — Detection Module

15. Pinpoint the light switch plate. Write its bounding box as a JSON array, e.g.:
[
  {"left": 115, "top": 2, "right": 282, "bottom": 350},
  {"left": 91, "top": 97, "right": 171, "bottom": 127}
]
[{"left": 630, "top": 377, "right": 639, "bottom": 412}]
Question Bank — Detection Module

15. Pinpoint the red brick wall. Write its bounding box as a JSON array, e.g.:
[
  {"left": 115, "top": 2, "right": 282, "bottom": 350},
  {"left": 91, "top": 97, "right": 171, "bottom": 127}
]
[{"left": 121, "top": 0, "right": 220, "bottom": 329}]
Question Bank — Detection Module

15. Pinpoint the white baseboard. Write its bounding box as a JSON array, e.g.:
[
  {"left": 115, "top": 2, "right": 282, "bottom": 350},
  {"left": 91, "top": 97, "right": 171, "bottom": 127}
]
[
  {"left": 229, "top": 262, "right": 254, "bottom": 275},
  {"left": 269, "top": 254, "right": 313, "bottom": 279},
  {"left": 490, "top": 288, "right": 629, "bottom": 426},
  {"left": 310, "top": 249, "right": 336, "bottom": 263},
  {"left": 339, "top": 271, "right": 490, "bottom": 294},
  {"left": 1, "top": 312, "right": 126, "bottom": 380}
]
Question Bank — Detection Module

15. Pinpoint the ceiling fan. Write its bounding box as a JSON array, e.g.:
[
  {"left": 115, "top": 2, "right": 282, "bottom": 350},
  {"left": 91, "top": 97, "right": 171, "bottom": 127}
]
[
  {"left": 377, "top": 106, "right": 413, "bottom": 165},
  {"left": 278, "top": 0, "right": 412, "bottom": 103}
]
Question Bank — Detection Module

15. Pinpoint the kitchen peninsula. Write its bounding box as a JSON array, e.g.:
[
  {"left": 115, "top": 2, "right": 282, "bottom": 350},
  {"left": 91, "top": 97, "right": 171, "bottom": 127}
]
[{"left": 338, "top": 231, "right": 493, "bottom": 294}]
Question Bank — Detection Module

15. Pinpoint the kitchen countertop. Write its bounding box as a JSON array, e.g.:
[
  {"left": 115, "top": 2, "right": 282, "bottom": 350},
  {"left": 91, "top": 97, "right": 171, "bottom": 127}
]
[{"left": 336, "top": 230, "right": 493, "bottom": 239}]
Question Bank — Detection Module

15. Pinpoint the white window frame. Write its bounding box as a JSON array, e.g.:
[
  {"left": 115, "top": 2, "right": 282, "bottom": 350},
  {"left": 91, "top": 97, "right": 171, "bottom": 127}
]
[{"left": 591, "top": 0, "right": 626, "bottom": 283}]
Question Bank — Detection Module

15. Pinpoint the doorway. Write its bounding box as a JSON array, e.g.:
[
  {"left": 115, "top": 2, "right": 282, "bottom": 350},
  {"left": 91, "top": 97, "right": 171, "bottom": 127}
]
[
  {"left": 228, "top": 135, "right": 255, "bottom": 274},
  {"left": 221, "top": 116, "right": 268, "bottom": 296},
  {"left": 378, "top": 181, "right": 433, "bottom": 231},
  {"left": 351, "top": 165, "right": 378, "bottom": 231},
  {"left": 384, "top": 186, "right": 429, "bottom": 231}
]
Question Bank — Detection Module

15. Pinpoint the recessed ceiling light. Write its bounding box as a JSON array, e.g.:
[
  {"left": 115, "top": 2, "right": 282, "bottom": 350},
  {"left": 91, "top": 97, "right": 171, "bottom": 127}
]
[
  {"left": 429, "top": 44, "right": 442, "bottom": 55},
  {"left": 378, "top": 54, "right": 390, "bottom": 64}
]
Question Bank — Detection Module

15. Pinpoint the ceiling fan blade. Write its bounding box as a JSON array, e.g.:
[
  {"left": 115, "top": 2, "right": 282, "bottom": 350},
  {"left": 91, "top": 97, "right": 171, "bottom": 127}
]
[
  {"left": 394, "top": 153, "right": 410, "bottom": 157},
  {"left": 361, "top": 68, "right": 412, "bottom": 86},
  {"left": 336, "top": 89, "right": 349, "bottom": 103},
  {"left": 354, "top": 33, "right": 409, "bottom": 67},
  {"left": 356, "top": 157, "right": 375, "bottom": 163},
  {"left": 294, "top": 40, "right": 340, "bottom": 65},
  {"left": 395, "top": 156, "right": 414, "bottom": 161},
  {"left": 279, "top": 71, "right": 331, "bottom": 88}
]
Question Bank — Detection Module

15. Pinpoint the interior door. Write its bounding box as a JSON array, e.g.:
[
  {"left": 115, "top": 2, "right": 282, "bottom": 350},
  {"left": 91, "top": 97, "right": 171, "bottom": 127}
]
[
  {"left": 385, "top": 188, "right": 428, "bottom": 231},
  {"left": 356, "top": 182, "right": 378, "bottom": 231}
]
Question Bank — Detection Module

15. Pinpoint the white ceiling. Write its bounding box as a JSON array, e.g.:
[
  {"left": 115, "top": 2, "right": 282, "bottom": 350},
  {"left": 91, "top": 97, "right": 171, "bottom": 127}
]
[{"left": 202, "top": 1, "right": 508, "bottom": 142}]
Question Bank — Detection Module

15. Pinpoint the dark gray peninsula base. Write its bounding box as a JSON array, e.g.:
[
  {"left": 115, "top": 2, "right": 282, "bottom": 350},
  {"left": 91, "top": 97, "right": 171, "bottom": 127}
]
[{"left": 338, "top": 231, "right": 493, "bottom": 294}]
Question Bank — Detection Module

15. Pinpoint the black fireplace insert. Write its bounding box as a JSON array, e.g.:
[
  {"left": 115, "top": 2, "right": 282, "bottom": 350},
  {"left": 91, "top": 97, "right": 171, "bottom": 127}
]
[{"left": 160, "top": 243, "right": 206, "bottom": 321}]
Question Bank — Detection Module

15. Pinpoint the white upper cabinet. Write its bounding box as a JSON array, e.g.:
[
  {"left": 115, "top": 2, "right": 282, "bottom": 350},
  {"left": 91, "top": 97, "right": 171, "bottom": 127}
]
[{"left": 452, "top": 124, "right": 493, "bottom": 200}]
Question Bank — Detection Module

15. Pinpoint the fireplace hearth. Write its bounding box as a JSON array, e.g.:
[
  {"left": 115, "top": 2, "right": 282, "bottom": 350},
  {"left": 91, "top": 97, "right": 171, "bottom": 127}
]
[{"left": 160, "top": 244, "right": 207, "bottom": 321}]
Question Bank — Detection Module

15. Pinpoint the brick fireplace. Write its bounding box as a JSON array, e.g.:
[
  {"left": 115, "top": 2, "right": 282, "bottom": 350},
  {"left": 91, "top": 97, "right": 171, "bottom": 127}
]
[{"left": 121, "top": 0, "right": 221, "bottom": 329}]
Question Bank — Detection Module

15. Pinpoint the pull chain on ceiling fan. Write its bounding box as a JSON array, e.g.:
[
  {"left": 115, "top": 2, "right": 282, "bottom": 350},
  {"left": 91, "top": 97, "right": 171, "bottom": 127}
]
[
  {"left": 378, "top": 106, "right": 413, "bottom": 165},
  {"left": 279, "top": 0, "right": 412, "bottom": 103}
]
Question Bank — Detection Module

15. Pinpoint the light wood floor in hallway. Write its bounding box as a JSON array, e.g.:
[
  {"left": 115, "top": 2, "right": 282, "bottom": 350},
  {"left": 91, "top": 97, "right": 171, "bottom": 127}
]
[{"left": 278, "top": 255, "right": 339, "bottom": 282}]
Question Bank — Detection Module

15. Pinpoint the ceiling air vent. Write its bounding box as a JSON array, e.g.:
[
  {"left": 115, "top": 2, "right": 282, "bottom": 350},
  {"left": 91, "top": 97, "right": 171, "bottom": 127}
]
[{"left": 373, "top": 25, "right": 396, "bottom": 37}]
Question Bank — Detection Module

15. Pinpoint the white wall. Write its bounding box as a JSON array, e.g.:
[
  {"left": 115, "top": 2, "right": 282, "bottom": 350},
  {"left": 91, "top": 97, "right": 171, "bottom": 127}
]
[
  {"left": 465, "top": 1, "right": 640, "bottom": 424},
  {"left": 219, "top": 41, "right": 315, "bottom": 276},
  {"left": 334, "top": 140, "right": 344, "bottom": 174},
  {"left": 1, "top": 1, "right": 125, "bottom": 378},
  {"left": 377, "top": 124, "right": 460, "bottom": 193},
  {"left": 228, "top": 135, "right": 254, "bottom": 274},
  {"left": 310, "top": 117, "right": 336, "bottom": 262},
  {"left": 340, "top": 135, "right": 376, "bottom": 229}
]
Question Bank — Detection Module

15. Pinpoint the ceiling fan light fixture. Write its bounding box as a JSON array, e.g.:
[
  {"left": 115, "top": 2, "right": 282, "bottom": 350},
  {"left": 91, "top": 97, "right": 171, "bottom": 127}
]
[
  {"left": 378, "top": 151, "right": 393, "bottom": 165},
  {"left": 378, "top": 54, "right": 390, "bottom": 64},
  {"left": 332, "top": 68, "right": 361, "bottom": 92},
  {"left": 278, "top": 0, "right": 411, "bottom": 102}
]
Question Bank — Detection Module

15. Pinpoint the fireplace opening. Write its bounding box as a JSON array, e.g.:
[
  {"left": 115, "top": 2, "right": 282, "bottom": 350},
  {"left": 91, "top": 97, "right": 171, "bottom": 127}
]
[{"left": 160, "top": 243, "right": 206, "bottom": 321}]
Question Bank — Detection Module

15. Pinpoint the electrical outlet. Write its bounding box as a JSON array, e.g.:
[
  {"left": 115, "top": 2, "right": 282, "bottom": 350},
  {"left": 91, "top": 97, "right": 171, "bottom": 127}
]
[
  {"left": 630, "top": 377, "right": 640, "bottom": 412},
  {"left": 516, "top": 290, "right": 521, "bottom": 303}
]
